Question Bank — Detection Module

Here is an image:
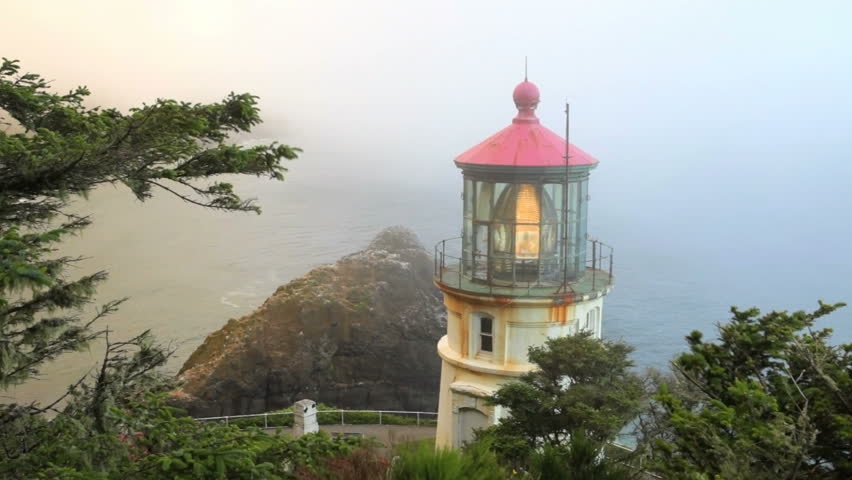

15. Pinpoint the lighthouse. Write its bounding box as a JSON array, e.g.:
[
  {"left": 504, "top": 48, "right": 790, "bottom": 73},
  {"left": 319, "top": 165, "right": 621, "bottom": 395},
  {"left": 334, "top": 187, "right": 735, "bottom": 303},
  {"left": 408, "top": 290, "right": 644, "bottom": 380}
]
[{"left": 433, "top": 78, "right": 614, "bottom": 448}]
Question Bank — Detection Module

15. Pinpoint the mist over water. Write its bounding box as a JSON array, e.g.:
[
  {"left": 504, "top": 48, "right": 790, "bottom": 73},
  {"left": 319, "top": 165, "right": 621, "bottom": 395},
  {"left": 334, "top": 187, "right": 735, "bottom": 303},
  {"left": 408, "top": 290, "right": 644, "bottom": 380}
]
[{"left": 4, "top": 0, "right": 852, "bottom": 405}]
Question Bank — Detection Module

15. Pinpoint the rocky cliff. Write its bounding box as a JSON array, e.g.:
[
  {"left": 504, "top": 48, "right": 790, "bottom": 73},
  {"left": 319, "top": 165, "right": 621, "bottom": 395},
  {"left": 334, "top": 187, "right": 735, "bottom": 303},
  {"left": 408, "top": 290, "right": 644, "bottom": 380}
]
[{"left": 172, "top": 227, "right": 446, "bottom": 417}]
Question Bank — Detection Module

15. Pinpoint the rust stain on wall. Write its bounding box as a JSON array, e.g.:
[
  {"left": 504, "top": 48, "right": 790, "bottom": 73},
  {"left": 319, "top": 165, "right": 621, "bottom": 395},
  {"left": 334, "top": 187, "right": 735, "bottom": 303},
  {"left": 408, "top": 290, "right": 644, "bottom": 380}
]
[
  {"left": 460, "top": 313, "right": 469, "bottom": 358},
  {"left": 548, "top": 304, "right": 566, "bottom": 324},
  {"left": 547, "top": 299, "right": 576, "bottom": 325},
  {"left": 444, "top": 294, "right": 466, "bottom": 316}
]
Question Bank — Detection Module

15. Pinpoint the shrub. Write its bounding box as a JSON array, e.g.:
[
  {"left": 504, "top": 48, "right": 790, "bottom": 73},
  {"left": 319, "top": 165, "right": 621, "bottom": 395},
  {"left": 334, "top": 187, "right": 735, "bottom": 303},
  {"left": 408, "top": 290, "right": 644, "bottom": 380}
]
[
  {"left": 295, "top": 448, "right": 390, "bottom": 480},
  {"left": 528, "top": 433, "right": 630, "bottom": 480},
  {"left": 390, "top": 440, "right": 508, "bottom": 480}
]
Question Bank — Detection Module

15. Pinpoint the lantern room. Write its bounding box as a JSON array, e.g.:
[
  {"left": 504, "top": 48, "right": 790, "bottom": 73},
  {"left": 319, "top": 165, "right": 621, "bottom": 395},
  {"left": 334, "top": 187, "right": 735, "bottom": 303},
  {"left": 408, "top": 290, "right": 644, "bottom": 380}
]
[{"left": 435, "top": 79, "right": 612, "bottom": 295}]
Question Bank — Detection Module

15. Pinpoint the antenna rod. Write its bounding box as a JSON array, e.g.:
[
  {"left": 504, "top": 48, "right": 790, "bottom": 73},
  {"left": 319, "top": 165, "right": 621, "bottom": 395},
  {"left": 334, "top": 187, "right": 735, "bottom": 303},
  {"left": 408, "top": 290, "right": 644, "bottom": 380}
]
[{"left": 561, "top": 102, "right": 571, "bottom": 293}]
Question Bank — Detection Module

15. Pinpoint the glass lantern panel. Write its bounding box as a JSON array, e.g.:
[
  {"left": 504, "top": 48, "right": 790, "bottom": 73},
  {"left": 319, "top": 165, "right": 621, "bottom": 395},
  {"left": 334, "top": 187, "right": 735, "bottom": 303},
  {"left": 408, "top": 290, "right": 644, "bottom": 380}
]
[
  {"left": 462, "top": 217, "right": 473, "bottom": 274},
  {"left": 493, "top": 184, "right": 517, "bottom": 222},
  {"left": 474, "top": 223, "right": 489, "bottom": 257},
  {"left": 565, "top": 181, "right": 580, "bottom": 277},
  {"left": 493, "top": 222, "right": 513, "bottom": 254},
  {"left": 539, "top": 186, "right": 559, "bottom": 229},
  {"left": 515, "top": 184, "right": 540, "bottom": 260},
  {"left": 464, "top": 179, "right": 474, "bottom": 219},
  {"left": 540, "top": 223, "right": 559, "bottom": 280},
  {"left": 539, "top": 186, "right": 559, "bottom": 281},
  {"left": 494, "top": 183, "right": 508, "bottom": 207},
  {"left": 475, "top": 181, "right": 494, "bottom": 221},
  {"left": 543, "top": 184, "right": 564, "bottom": 222},
  {"left": 567, "top": 181, "right": 578, "bottom": 224},
  {"left": 515, "top": 224, "right": 539, "bottom": 260},
  {"left": 494, "top": 184, "right": 542, "bottom": 260},
  {"left": 473, "top": 223, "right": 489, "bottom": 280},
  {"left": 576, "top": 179, "right": 589, "bottom": 267}
]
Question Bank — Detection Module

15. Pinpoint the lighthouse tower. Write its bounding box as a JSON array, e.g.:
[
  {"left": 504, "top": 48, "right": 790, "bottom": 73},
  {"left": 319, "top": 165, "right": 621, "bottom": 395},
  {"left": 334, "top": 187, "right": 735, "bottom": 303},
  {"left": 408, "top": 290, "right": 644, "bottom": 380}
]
[{"left": 433, "top": 79, "right": 614, "bottom": 448}]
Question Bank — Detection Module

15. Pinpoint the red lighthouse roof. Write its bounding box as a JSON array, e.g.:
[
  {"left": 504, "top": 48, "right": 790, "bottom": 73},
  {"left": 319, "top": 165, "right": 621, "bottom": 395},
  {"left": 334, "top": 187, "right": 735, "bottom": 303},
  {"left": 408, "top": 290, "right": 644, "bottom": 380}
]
[{"left": 455, "top": 80, "right": 598, "bottom": 168}]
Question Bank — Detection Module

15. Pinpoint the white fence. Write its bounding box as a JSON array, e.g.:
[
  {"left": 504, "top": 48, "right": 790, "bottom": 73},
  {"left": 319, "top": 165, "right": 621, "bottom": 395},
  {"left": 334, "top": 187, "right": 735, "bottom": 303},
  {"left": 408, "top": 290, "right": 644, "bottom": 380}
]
[{"left": 195, "top": 409, "right": 438, "bottom": 428}]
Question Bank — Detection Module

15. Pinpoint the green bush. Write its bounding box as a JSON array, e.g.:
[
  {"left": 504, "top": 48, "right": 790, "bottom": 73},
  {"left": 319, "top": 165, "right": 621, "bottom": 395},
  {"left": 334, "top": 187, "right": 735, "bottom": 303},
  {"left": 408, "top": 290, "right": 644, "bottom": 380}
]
[
  {"left": 390, "top": 440, "right": 508, "bottom": 480},
  {"left": 294, "top": 448, "right": 391, "bottom": 480},
  {"left": 528, "top": 433, "right": 630, "bottom": 480},
  {"left": 320, "top": 409, "right": 435, "bottom": 426},
  {"left": 256, "top": 430, "right": 363, "bottom": 476},
  {"left": 231, "top": 412, "right": 295, "bottom": 429}
]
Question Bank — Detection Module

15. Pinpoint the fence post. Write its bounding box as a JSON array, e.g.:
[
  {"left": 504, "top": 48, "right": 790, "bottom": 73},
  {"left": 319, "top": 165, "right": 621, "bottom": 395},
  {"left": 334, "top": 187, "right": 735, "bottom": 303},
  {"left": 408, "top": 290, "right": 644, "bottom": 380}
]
[
  {"left": 457, "top": 250, "right": 462, "bottom": 287},
  {"left": 609, "top": 252, "right": 613, "bottom": 281},
  {"left": 441, "top": 240, "right": 446, "bottom": 283},
  {"left": 264, "top": 413, "right": 268, "bottom": 429},
  {"left": 379, "top": 411, "right": 382, "bottom": 425},
  {"left": 340, "top": 411, "right": 344, "bottom": 425},
  {"left": 592, "top": 240, "right": 597, "bottom": 270},
  {"left": 225, "top": 416, "right": 229, "bottom": 426},
  {"left": 416, "top": 412, "right": 420, "bottom": 426},
  {"left": 293, "top": 400, "right": 318, "bottom": 437},
  {"left": 434, "top": 245, "right": 437, "bottom": 276}
]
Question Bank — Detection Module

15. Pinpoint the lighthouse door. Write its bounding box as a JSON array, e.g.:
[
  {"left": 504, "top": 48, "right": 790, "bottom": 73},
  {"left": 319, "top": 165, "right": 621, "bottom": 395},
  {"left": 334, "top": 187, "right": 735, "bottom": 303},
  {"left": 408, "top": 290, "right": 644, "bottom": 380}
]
[{"left": 456, "top": 407, "right": 489, "bottom": 448}]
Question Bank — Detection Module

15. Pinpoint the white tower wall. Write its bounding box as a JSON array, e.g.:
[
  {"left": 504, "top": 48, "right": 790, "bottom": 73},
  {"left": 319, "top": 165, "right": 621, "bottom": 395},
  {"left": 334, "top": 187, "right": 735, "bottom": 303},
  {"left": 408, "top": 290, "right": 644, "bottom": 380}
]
[{"left": 434, "top": 289, "right": 609, "bottom": 449}]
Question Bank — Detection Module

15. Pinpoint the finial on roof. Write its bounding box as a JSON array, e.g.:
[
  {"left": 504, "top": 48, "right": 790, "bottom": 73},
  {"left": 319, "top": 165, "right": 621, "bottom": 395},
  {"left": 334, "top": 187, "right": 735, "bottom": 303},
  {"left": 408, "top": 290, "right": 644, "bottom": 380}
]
[
  {"left": 524, "top": 56, "right": 528, "bottom": 81},
  {"left": 512, "top": 76, "right": 540, "bottom": 124}
]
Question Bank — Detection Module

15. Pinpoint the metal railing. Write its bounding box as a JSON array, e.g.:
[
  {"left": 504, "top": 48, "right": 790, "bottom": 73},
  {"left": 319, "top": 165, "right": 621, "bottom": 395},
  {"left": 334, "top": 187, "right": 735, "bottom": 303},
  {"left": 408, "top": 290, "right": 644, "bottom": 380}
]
[
  {"left": 434, "top": 237, "right": 613, "bottom": 297},
  {"left": 195, "top": 409, "right": 438, "bottom": 429},
  {"left": 194, "top": 410, "right": 654, "bottom": 476}
]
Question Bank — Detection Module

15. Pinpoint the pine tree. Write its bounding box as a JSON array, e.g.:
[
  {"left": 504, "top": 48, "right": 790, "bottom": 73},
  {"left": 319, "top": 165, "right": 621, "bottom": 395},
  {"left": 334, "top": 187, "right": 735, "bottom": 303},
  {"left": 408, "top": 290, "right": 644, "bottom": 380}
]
[
  {"left": 484, "top": 331, "right": 644, "bottom": 468},
  {"left": 642, "top": 301, "right": 851, "bottom": 479},
  {"left": 0, "top": 57, "right": 299, "bottom": 396}
]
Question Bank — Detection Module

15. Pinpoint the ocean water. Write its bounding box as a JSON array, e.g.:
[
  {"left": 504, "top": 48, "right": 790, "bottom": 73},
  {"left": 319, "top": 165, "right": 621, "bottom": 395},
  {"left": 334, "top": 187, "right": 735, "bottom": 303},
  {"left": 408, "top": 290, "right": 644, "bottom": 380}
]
[{"left": 7, "top": 141, "right": 852, "bottom": 406}]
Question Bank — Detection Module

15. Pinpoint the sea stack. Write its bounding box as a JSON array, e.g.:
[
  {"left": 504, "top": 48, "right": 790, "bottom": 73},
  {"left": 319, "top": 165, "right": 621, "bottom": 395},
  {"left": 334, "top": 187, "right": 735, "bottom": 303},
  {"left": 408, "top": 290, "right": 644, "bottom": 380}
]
[{"left": 172, "top": 227, "right": 446, "bottom": 417}]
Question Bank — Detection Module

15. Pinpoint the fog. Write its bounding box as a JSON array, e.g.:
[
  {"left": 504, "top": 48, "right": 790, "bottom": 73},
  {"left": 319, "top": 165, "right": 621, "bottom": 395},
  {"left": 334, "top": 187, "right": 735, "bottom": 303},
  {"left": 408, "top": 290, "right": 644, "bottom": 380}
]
[
  {"left": 8, "top": 0, "right": 851, "bottom": 248},
  {"left": 4, "top": 1, "right": 852, "bottom": 403},
  {"left": 8, "top": 1, "right": 851, "bottom": 179}
]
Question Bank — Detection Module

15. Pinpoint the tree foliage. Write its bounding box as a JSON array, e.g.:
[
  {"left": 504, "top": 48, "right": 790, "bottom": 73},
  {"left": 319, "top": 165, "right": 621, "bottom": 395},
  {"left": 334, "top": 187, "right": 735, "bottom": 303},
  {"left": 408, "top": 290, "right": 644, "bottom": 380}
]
[
  {"left": 527, "top": 432, "right": 630, "bottom": 480},
  {"left": 293, "top": 448, "right": 390, "bottom": 480},
  {"left": 389, "top": 439, "right": 508, "bottom": 480},
  {"left": 642, "top": 301, "right": 851, "bottom": 479},
  {"left": 484, "top": 331, "right": 644, "bottom": 468},
  {"left": 0, "top": 57, "right": 306, "bottom": 476},
  {"left": 6, "top": 58, "right": 852, "bottom": 480},
  {"left": 0, "top": 57, "right": 299, "bottom": 392},
  {"left": 1, "top": 393, "right": 361, "bottom": 479}
]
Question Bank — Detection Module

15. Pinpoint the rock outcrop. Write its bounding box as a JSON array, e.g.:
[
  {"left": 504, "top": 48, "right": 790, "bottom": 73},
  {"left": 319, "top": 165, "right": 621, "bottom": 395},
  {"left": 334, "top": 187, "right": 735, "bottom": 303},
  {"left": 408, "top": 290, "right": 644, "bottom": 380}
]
[{"left": 172, "top": 227, "right": 446, "bottom": 417}]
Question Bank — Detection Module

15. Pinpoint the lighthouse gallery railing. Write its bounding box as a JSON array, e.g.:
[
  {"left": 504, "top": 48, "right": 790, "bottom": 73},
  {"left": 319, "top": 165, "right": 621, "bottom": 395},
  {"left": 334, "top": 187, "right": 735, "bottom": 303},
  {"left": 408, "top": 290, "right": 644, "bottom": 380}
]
[{"left": 434, "top": 237, "right": 613, "bottom": 297}]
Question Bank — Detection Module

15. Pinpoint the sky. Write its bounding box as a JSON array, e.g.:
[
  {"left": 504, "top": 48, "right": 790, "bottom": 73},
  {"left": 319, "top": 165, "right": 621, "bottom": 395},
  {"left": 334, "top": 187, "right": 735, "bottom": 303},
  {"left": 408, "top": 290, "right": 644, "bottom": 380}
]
[
  {"left": 4, "top": 0, "right": 852, "bottom": 403},
  {"left": 7, "top": 0, "right": 850, "bottom": 275},
  {"left": 5, "top": 0, "right": 851, "bottom": 185}
]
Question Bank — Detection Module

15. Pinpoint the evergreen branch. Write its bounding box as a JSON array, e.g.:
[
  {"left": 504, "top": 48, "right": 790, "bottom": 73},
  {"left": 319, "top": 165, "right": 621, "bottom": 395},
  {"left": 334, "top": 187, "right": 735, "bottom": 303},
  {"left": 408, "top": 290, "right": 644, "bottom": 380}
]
[
  {"left": 145, "top": 179, "right": 229, "bottom": 209},
  {"left": 145, "top": 179, "right": 255, "bottom": 212}
]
